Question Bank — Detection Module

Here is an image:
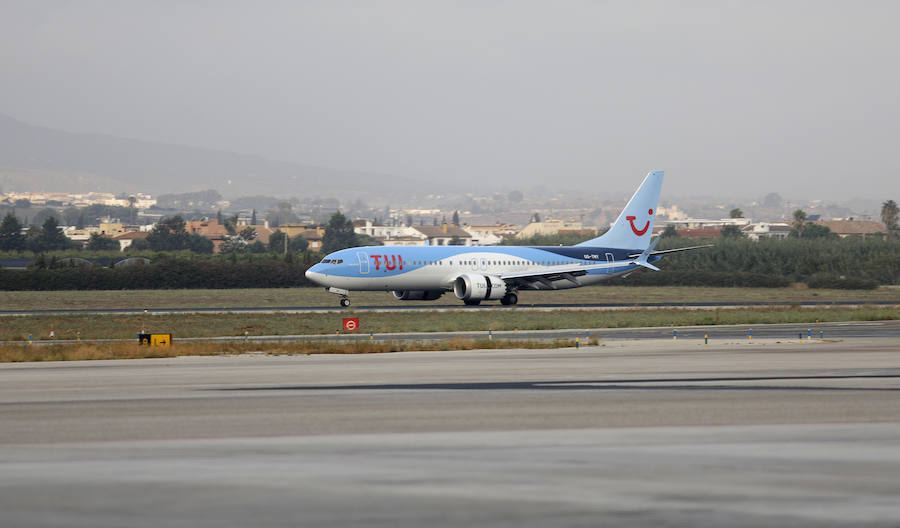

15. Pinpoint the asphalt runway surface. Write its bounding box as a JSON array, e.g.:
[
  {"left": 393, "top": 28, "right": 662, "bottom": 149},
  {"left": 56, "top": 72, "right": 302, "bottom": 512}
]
[
  {"left": 2, "top": 337, "right": 900, "bottom": 527},
  {"left": 2, "top": 299, "right": 898, "bottom": 315}
]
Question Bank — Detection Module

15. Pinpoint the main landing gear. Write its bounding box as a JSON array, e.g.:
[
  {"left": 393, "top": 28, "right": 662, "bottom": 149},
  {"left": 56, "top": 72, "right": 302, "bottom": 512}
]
[
  {"left": 500, "top": 292, "right": 518, "bottom": 306},
  {"left": 340, "top": 297, "right": 351, "bottom": 308}
]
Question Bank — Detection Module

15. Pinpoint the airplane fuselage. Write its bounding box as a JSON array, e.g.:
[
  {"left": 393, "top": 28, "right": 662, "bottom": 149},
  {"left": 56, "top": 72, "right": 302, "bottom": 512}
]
[{"left": 305, "top": 244, "right": 658, "bottom": 292}]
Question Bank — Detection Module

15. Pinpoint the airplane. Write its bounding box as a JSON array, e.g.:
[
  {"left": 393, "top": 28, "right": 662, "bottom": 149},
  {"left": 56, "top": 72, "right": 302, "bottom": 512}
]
[{"left": 305, "top": 171, "right": 710, "bottom": 307}]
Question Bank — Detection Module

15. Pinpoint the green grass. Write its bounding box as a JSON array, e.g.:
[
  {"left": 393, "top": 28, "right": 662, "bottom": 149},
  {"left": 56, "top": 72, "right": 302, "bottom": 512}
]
[
  {"left": 1, "top": 285, "right": 898, "bottom": 311},
  {"left": 3, "top": 306, "right": 898, "bottom": 342}
]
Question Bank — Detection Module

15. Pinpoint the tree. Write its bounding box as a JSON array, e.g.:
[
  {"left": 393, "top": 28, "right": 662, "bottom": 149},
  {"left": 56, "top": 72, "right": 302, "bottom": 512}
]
[
  {"left": 0, "top": 213, "right": 26, "bottom": 251},
  {"left": 146, "top": 215, "right": 191, "bottom": 251},
  {"left": 129, "top": 238, "right": 151, "bottom": 251},
  {"left": 660, "top": 225, "right": 679, "bottom": 238},
  {"left": 128, "top": 195, "right": 137, "bottom": 224},
  {"left": 882, "top": 200, "right": 899, "bottom": 237},
  {"left": 800, "top": 223, "right": 837, "bottom": 239},
  {"left": 322, "top": 212, "right": 359, "bottom": 254},
  {"left": 357, "top": 234, "right": 383, "bottom": 246},
  {"left": 187, "top": 233, "right": 214, "bottom": 253},
  {"left": 729, "top": 208, "right": 744, "bottom": 219},
  {"left": 31, "top": 208, "right": 60, "bottom": 227},
  {"left": 268, "top": 230, "right": 308, "bottom": 253},
  {"left": 238, "top": 227, "right": 257, "bottom": 241},
  {"left": 265, "top": 202, "right": 299, "bottom": 228},
  {"left": 269, "top": 230, "right": 287, "bottom": 253},
  {"left": 86, "top": 233, "right": 120, "bottom": 251},
  {"left": 532, "top": 212, "right": 542, "bottom": 223},
  {"left": 452, "top": 210, "right": 460, "bottom": 226},
  {"left": 720, "top": 225, "right": 745, "bottom": 238},
  {"left": 792, "top": 209, "right": 808, "bottom": 238},
  {"left": 223, "top": 214, "right": 239, "bottom": 235},
  {"left": 219, "top": 235, "right": 249, "bottom": 254},
  {"left": 251, "top": 209, "right": 257, "bottom": 226},
  {"left": 29, "top": 216, "right": 71, "bottom": 251}
]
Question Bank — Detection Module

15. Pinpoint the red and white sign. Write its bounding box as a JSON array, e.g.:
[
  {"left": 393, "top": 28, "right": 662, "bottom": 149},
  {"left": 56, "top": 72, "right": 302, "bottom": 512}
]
[{"left": 342, "top": 318, "right": 359, "bottom": 332}]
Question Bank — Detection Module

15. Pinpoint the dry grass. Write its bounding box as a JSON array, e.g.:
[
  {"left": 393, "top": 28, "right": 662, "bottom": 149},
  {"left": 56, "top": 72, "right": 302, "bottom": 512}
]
[
  {"left": 0, "top": 338, "right": 591, "bottom": 362},
  {"left": 3, "top": 306, "right": 898, "bottom": 342}
]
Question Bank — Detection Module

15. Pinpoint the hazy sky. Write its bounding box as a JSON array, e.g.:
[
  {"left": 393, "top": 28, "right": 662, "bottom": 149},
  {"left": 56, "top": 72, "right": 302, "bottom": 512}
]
[{"left": 2, "top": 1, "right": 898, "bottom": 200}]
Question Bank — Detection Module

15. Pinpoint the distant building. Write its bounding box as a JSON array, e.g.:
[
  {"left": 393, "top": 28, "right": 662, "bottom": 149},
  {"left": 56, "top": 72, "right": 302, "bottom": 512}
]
[
  {"left": 656, "top": 218, "right": 752, "bottom": 232},
  {"left": 186, "top": 219, "right": 229, "bottom": 252},
  {"left": 672, "top": 228, "right": 722, "bottom": 239},
  {"left": 411, "top": 224, "right": 473, "bottom": 246},
  {"left": 462, "top": 225, "right": 504, "bottom": 246},
  {"left": 113, "top": 231, "right": 149, "bottom": 251},
  {"left": 299, "top": 229, "right": 324, "bottom": 251},
  {"left": 812, "top": 220, "right": 885, "bottom": 239},
  {"left": 517, "top": 219, "right": 593, "bottom": 238},
  {"left": 742, "top": 222, "right": 792, "bottom": 240}
]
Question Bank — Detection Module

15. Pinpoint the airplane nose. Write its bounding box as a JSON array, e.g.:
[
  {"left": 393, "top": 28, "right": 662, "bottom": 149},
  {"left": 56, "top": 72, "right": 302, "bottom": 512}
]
[{"left": 305, "top": 267, "right": 327, "bottom": 286}]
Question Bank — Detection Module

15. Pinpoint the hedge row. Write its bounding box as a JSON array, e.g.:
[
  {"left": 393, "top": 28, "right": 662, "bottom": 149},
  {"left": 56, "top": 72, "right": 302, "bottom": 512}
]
[
  {"left": 609, "top": 270, "right": 792, "bottom": 288},
  {"left": 0, "top": 259, "right": 314, "bottom": 291},
  {"left": 805, "top": 273, "right": 879, "bottom": 290}
]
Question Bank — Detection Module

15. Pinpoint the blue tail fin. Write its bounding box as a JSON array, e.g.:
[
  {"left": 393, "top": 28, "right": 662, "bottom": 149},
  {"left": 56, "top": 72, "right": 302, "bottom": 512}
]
[{"left": 576, "top": 170, "right": 663, "bottom": 249}]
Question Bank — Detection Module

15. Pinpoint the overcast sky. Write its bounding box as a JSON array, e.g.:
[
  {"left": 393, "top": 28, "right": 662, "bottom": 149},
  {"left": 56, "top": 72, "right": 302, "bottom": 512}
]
[{"left": 2, "top": 1, "right": 898, "bottom": 200}]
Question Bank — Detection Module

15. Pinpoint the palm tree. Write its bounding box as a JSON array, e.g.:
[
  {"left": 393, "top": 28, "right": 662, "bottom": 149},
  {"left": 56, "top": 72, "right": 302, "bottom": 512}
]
[
  {"left": 128, "top": 195, "right": 137, "bottom": 224},
  {"left": 792, "top": 209, "right": 807, "bottom": 238},
  {"left": 729, "top": 208, "right": 744, "bottom": 219},
  {"left": 881, "top": 200, "right": 899, "bottom": 237}
]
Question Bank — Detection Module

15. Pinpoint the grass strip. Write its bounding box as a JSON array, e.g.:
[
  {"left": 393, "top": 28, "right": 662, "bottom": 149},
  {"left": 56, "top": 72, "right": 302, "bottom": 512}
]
[
  {"left": 0, "top": 338, "right": 590, "bottom": 362},
  {"left": 1, "top": 285, "right": 898, "bottom": 311},
  {"left": 3, "top": 306, "right": 898, "bottom": 342}
]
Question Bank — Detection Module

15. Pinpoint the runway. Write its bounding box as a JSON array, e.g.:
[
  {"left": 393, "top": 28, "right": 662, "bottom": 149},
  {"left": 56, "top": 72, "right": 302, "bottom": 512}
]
[
  {"left": 2, "top": 338, "right": 900, "bottom": 526},
  {"left": 2, "top": 299, "right": 898, "bottom": 315}
]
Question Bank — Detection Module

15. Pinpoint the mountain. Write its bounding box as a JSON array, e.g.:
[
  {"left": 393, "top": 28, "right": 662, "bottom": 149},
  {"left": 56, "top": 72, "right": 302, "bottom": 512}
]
[{"left": 0, "top": 113, "right": 436, "bottom": 199}]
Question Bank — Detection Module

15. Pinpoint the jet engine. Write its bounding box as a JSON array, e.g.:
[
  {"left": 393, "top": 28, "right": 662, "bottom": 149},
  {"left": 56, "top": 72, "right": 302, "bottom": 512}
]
[
  {"left": 391, "top": 290, "right": 444, "bottom": 301},
  {"left": 453, "top": 274, "right": 507, "bottom": 302}
]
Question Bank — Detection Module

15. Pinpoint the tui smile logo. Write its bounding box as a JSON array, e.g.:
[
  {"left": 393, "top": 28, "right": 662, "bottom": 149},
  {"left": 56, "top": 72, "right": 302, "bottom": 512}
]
[{"left": 626, "top": 209, "right": 653, "bottom": 236}]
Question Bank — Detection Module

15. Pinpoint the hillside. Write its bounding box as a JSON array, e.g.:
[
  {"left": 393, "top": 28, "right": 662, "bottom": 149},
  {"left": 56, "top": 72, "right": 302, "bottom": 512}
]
[{"left": 0, "top": 113, "right": 431, "bottom": 198}]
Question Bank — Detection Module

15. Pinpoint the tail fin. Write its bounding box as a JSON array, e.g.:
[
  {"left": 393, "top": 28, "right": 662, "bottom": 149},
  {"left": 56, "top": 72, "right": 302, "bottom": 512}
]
[{"left": 576, "top": 170, "right": 663, "bottom": 249}]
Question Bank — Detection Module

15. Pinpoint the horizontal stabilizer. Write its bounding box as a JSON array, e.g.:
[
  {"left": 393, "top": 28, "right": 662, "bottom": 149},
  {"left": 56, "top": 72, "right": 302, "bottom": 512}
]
[{"left": 626, "top": 244, "right": 714, "bottom": 259}]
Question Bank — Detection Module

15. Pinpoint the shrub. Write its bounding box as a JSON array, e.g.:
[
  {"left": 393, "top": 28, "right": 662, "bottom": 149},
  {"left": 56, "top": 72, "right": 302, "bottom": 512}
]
[{"left": 806, "top": 273, "right": 879, "bottom": 290}]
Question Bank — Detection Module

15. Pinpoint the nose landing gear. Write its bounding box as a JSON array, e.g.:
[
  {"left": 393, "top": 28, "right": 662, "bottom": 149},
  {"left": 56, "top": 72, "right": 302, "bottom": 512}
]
[{"left": 327, "top": 287, "right": 352, "bottom": 308}]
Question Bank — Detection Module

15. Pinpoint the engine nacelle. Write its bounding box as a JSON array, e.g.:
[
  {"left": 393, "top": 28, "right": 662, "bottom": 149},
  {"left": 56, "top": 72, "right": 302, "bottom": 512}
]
[
  {"left": 453, "top": 274, "right": 507, "bottom": 301},
  {"left": 391, "top": 290, "right": 444, "bottom": 301}
]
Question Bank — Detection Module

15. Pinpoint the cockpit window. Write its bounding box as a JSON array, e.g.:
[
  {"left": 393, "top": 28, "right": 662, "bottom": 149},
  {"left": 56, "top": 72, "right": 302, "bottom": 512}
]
[{"left": 320, "top": 258, "right": 343, "bottom": 264}]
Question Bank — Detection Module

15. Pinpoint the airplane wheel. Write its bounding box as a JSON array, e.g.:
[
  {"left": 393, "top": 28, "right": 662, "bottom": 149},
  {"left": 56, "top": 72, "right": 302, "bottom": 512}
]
[
  {"left": 340, "top": 298, "right": 351, "bottom": 308},
  {"left": 463, "top": 299, "right": 481, "bottom": 306},
  {"left": 501, "top": 293, "right": 518, "bottom": 306}
]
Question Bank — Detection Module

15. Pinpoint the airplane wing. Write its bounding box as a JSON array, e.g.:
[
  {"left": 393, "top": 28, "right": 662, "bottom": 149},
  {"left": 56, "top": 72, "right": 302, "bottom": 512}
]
[
  {"left": 499, "top": 262, "right": 618, "bottom": 289},
  {"left": 626, "top": 244, "right": 714, "bottom": 259}
]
